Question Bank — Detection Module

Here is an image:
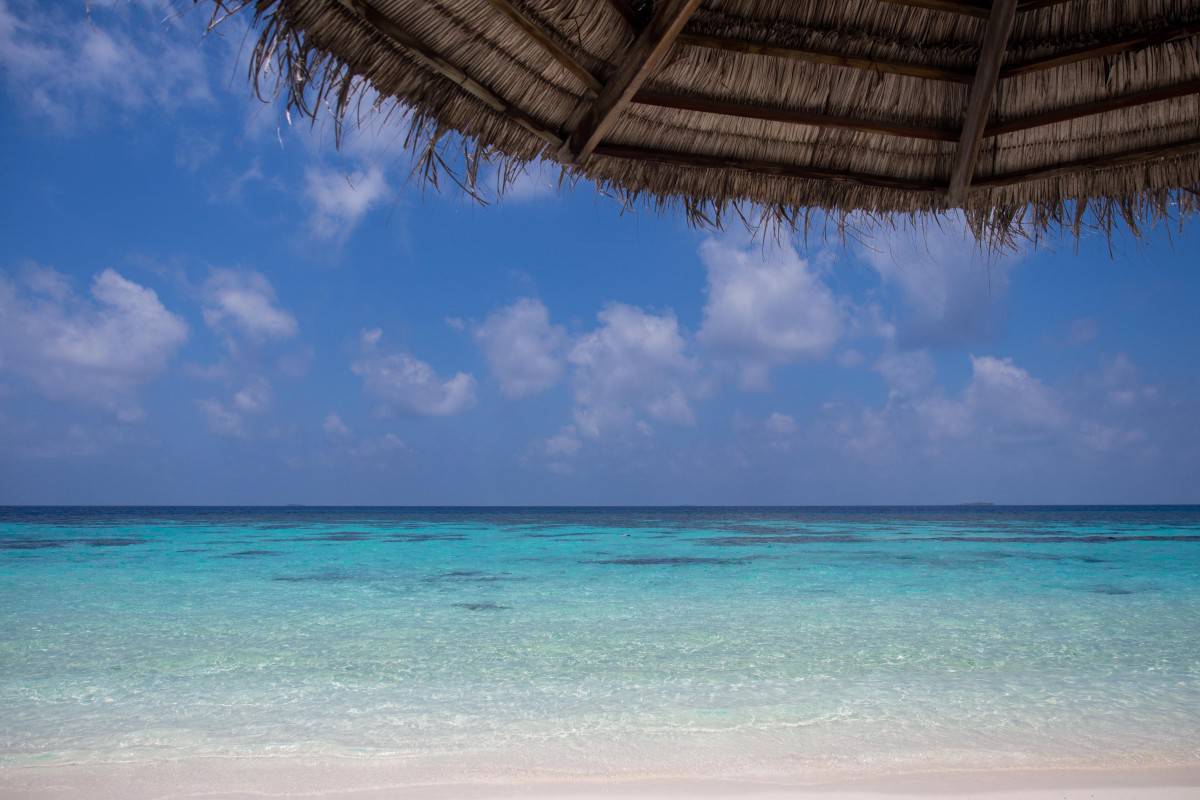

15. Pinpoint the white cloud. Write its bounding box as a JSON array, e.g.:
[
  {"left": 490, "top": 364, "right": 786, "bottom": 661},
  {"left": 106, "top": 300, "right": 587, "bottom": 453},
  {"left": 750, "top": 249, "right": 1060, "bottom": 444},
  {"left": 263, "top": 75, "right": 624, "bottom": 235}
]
[
  {"left": 965, "top": 355, "right": 1066, "bottom": 434},
  {"left": 0, "top": 0, "right": 212, "bottom": 131},
  {"left": 198, "top": 377, "right": 272, "bottom": 437},
  {"left": 305, "top": 165, "right": 389, "bottom": 240},
  {"left": 568, "top": 303, "right": 698, "bottom": 438},
  {"left": 698, "top": 237, "right": 841, "bottom": 388},
  {"left": 349, "top": 432, "right": 408, "bottom": 460},
  {"left": 859, "top": 218, "right": 1024, "bottom": 346},
  {"left": 764, "top": 412, "right": 798, "bottom": 436},
  {"left": 544, "top": 425, "right": 583, "bottom": 457},
  {"left": 0, "top": 265, "right": 187, "bottom": 420},
  {"left": 232, "top": 377, "right": 271, "bottom": 414},
  {"left": 201, "top": 269, "right": 298, "bottom": 343},
  {"left": 197, "top": 397, "right": 245, "bottom": 437},
  {"left": 474, "top": 298, "right": 567, "bottom": 398},
  {"left": 832, "top": 352, "right": 1069, "bottom": 457},
  {"left": 323, "top": 412, "right": 350, "bottom": 438},
  {"left": 1093, "top": 353, "right": 1158, "bottom": 409},
  {"left": 1080, "top": 421, "right": 1147, "bottom": 453},
  {"left": 875, "top": 349, "right": 936, "bottom": 398},
  {"left": 352, "top": 329, "right": 476, "bottom": 416}
]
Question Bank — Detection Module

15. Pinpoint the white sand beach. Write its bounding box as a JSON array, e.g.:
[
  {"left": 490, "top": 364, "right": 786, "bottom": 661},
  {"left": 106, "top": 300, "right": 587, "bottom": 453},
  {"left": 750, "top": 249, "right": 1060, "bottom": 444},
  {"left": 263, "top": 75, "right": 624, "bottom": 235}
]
[{"left": 1, "top": 761, "right": 1197, "bottom": 800}]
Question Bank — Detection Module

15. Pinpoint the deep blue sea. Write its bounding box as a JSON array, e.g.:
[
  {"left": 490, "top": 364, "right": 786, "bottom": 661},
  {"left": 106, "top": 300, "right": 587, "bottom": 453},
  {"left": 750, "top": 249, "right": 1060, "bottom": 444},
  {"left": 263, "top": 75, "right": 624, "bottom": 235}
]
[{"left": 2, "top": 506, "right": 1199, "bottom": 782}]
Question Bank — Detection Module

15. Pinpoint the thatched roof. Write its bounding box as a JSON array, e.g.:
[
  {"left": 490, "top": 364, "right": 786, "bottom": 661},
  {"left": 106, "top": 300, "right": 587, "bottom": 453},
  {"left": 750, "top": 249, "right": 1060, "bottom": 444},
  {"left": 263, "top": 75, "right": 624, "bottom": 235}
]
[{"left": 212, "top": 0, "right": 1200, "bottom": 242}]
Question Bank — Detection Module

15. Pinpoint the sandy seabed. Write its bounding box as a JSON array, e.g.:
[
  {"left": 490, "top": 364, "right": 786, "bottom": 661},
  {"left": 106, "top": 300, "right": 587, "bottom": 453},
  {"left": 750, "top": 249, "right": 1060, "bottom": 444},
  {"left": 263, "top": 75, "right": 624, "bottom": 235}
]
[{"left": 1, "top": 760, "right": 1197, "bottom": 800}]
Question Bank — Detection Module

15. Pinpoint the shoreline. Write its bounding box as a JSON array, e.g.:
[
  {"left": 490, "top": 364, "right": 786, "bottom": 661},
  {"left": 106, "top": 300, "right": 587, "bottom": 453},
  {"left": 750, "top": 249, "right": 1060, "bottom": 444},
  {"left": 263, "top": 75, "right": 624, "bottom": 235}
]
[{"left": 1, "top": 761, "right": 1198, "bottom": 799}]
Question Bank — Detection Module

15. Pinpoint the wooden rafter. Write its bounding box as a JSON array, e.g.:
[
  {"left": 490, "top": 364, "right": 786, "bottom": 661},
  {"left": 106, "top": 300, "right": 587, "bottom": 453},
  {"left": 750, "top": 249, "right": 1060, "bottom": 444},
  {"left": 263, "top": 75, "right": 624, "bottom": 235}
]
[
  {"left": 566, "top": 0, "right": 703, "bottom": 163},
  {"left": 1002, "top": 23, "right": 1200, "bottom": 79},
  {"left": 975, "top": 136, "right": 1200, "bottom": 188},
  {"left": 338, "top": 0, "right": 1197, "bottom": 202},
  {"left": 482, "top": 0, "right": 602, "bottom": 94},
  {"left": 594, "top": 135, "right": 1200, "bottom": 197},
  {"left": 877, "top": 0, "right": 1071, "bottom": 18},
  {"left": 947, "top": 0, "right": 1019, "bottom": 204},
  {"left": 877, "top": 0, "right": 990, "bottom": 19},
  {"left": 987, "top": 79, "right": 1200, "bottom": 137},
  {"left": 677, "top": 33, "right": 972, "bottom": 83},
  {"left": 632, "top": 90, "right": 959, "bottom": 142},
  {"left": 593, "top": 143, "right": 942, "bottom": 193},
  {"left": 341, "top": 0, "right": 1200, "bottom": 155},
  {"left": 333, "top": 0, "right": 564, "bottom": 148},
  {"left": 1016, "top": 0, "right": 1076, "bottom": 11},
  {"left": 516, "top": 1, "right": 1200, "bottom": 90}
]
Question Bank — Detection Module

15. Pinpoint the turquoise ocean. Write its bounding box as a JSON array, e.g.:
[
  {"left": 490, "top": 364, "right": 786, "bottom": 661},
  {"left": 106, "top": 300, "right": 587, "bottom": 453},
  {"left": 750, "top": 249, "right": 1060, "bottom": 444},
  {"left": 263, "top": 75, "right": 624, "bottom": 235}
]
[{"left": 2, "top": 506, "right": 1199, "bottom": 782}]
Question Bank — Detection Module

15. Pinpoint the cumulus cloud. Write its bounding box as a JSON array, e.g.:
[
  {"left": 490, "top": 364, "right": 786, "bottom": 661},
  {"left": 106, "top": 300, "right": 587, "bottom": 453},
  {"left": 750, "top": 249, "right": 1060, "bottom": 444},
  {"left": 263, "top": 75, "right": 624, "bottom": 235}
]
[
  {"left": 322, "top": 412, "right": 350, "bottom": 438},
  {"left": 1080, "top": 421, "right": 1147, "bottom": 453},
  {"left": 305, "top": 165, "right": 389, "bottom": 240},
  {"left": 0, "top": 0, "right": 212, "bottom": 130},
  {"left": 1093, "top": 353, "right": 1159, "bottom": 409},
  {"left": 232, "top": 377, "right": 271, "bottom": 414},
  {"left": 875, "top": 349, "right": 936, "bottom": 398},
  {"left": 543, "top": 425, "right": 583, "bottom": 457},
  {"left": 965, "top": 355, "right": 1066, "bottom": 435},
  {"left": 568, "top": 303, "right": 699, "bottom": 438},
  {"left": 197, "top": 397, "right": 245, "bottom": 437},
  {"left": 197, "top": 376, "right": 272, "bottom": 437},
  {"left": 698, "top": 237, "right": 842, "bottom": 388},
  {"left": 201, "top": 269, "right": 298, "bottom": 343},
  {"left": 859, "top": 219, "right": 1024, "bottom": 346},
  {"left": 352, "top": 329, "right": 476, "bottom": 416},
  {"left": 764, "top": 412, "right": 798, "bottom": 436},
  {"left": 474, "top": 298, "right": 567, "bottom": 398},
  {"left": 838, "top": 351, "right": 1068, "bottom": 457},
  {"left": 0, "top": 265, "right": 187, "bottom": 420}
]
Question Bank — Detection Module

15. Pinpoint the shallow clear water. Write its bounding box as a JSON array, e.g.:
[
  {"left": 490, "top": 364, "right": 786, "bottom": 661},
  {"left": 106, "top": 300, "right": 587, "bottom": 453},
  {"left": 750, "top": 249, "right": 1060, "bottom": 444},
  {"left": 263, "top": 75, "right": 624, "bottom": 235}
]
[{"left": 2, "top": 507, "right": 1199, "bottom": 781}]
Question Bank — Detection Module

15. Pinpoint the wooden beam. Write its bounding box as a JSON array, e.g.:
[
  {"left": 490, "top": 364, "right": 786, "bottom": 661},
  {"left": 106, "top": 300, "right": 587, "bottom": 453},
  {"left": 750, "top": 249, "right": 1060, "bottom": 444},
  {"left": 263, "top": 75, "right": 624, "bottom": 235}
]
[
  {"left": 1001, "top": 23, "right": 1200, "bottom": 80},
  {"left": 677, "top": 32, "right": 972, "bottom": 83},
  {"left": 1016, "top": 0, "right": 1075, "bottom": 11},
  {"left": 947, "top": 0, "right": 1019, "bottom": 204},
  {"left": 986, "top": 79, "right": 1200, "bottom": 137},
  {"left": 566, "top": 0, "right": 703, "bottom": 163},
  {"left": 876, "top": 0, "right": 990, "bottom": 19},
  {"left": 974, "top": 136, "right": 1200, "bottom": 188},
  {"left": 593, "top": 143, "right": 943, "bottom": 193},
  {"left": 632, "top": 90, "right": 959, "bottom": 142},
  {"left": 482, "top": 0, "right": 602, "bottom": 94},
  {"left": 334, "top": 0, "right": 564, "bottom": 148},
  {"left": 877, "top": 0, "right": 1070, "bottom": 18}
]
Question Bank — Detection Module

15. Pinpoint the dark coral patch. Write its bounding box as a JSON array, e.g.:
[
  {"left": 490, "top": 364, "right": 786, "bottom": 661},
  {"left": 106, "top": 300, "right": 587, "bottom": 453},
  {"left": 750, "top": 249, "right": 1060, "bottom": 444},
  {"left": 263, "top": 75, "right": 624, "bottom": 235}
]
[
  {"left": 425, "top": 570, "right": 523, "bottom": 582},
  {"left": 587, "top": 556, "right": 748, "bottom": 566},
  {"left": 0, "top": 539, "right": 66, "bottom": 550}
]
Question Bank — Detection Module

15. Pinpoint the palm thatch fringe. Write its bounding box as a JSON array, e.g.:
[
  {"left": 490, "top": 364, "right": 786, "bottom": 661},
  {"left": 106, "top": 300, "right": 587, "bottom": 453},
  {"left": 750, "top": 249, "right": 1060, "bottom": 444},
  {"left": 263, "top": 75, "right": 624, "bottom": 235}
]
[{"left": 200, "top": 0, "right": 1200, "bottom": 248}]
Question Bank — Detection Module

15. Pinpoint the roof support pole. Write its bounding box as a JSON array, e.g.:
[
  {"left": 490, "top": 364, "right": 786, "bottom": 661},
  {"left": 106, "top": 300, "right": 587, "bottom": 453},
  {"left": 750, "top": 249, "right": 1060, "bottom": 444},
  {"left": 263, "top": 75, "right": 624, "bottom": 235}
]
[
  {"left": 564, "top": 0, "right": 703, "bottom": 163},
  {"left": 947, "top": 0, "right": 1019, "bottom": 204}
]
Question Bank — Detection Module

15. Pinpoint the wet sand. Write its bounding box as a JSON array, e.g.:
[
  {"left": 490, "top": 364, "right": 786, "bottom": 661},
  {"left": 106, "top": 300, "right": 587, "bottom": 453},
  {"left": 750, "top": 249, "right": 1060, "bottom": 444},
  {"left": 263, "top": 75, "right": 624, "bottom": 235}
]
[{"left": 1, "top": 761, "right": 1197, "bottom": 800}]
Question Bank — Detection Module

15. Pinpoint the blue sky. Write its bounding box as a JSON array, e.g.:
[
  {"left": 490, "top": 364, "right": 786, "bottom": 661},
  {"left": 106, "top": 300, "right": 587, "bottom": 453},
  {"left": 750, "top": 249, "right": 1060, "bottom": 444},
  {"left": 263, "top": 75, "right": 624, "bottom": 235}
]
[{"left": 1, "top": 0, "right": 1198, "bottom": 504}]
